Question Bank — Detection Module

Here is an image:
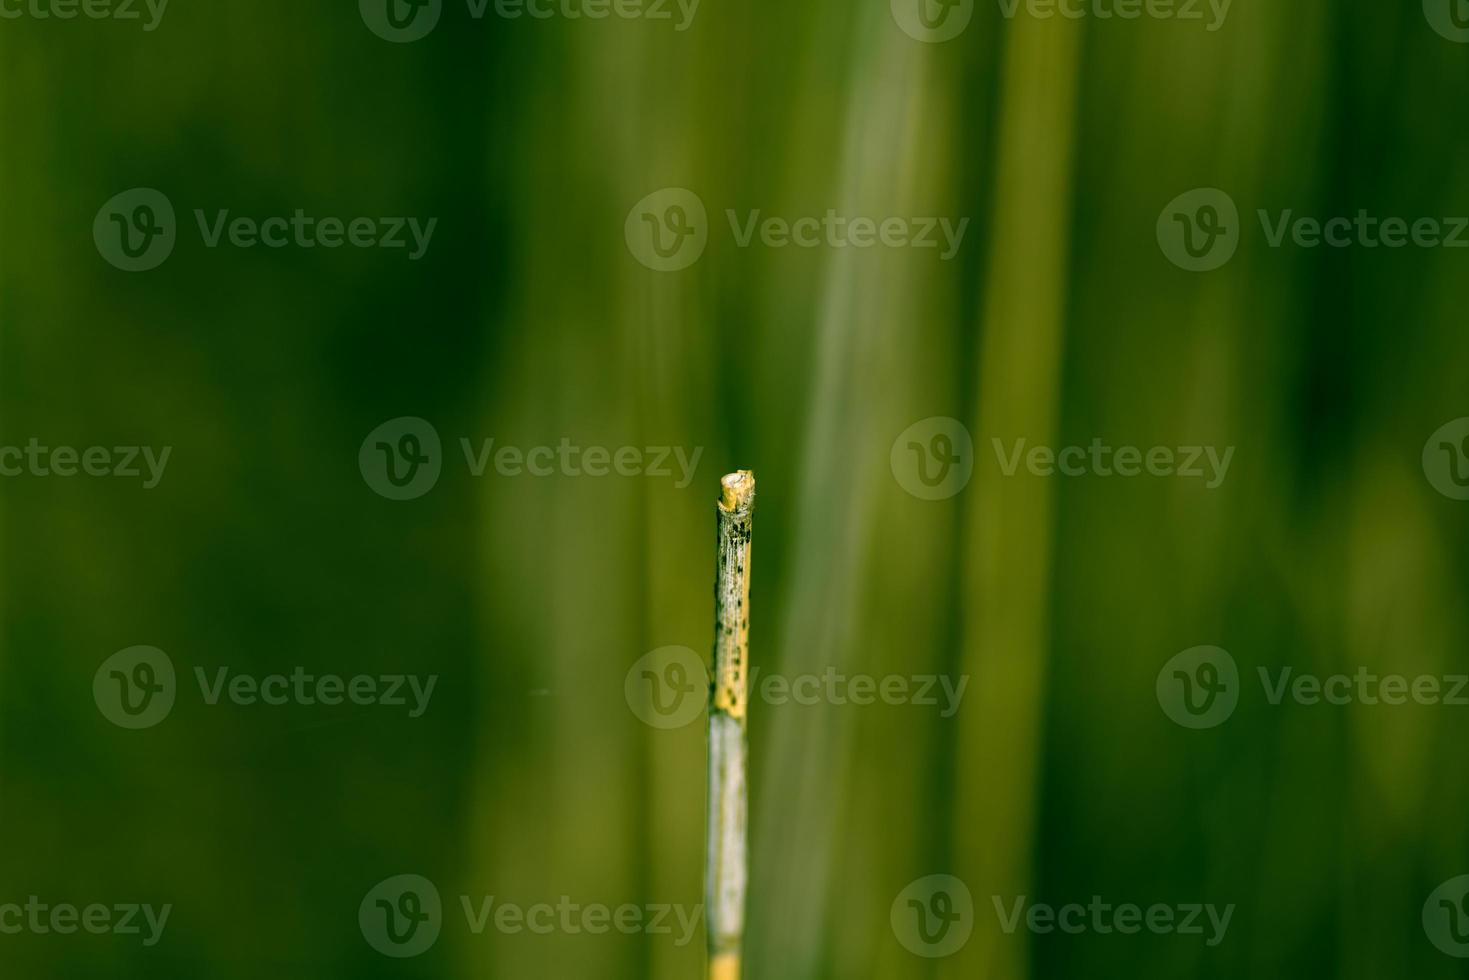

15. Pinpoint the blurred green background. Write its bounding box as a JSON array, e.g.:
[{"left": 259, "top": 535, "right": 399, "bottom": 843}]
[{"left": 3, "top": 0, "right": 1469, "bottom": 977}]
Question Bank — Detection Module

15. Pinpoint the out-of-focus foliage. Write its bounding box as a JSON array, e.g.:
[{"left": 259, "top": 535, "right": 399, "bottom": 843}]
[{"left": 2, "top": 1, "right": 1467, "bottom": 977}]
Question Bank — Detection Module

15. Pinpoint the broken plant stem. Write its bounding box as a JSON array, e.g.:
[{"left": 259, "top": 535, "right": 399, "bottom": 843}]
[{"left": 707, "top": 470, "right": 754, "bottom": 980}]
